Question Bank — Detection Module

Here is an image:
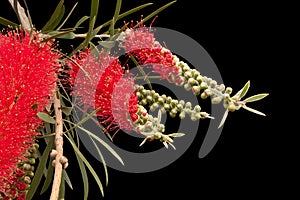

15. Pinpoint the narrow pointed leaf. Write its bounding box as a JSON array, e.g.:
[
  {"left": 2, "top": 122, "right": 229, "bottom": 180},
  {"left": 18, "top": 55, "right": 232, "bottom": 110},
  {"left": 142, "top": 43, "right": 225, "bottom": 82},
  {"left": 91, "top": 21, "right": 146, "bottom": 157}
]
[
  {"left": 168, "top": 133, "right": 185, "bottom": 137},
  {"left": 61, "top": 106, "right": 73, "bottom": 116},
  {"left": 0, "top": 16, "right": 18, "bottom": 27},
  {"left": 41, "top": 0, "right": 65, "bottom": 32},
  {"left": 75, "top": 16, "right": 90, "bottom": 28},
  {"left": 37, "top": 112, "right": 56, "bottom": 124},
  {"left": 244, "top": 93, "right": 269, "bottom": 103},
  {"left": 58, "top": 170, "right": 66, "bottom": 199},
  {"left": 97, "top": 3, "right": 153, "bottom": 29},
  {"left": 40, "top": 157, "right": 54, "bottom": 194},
  {"left": 139, "top": 137, "right": 148, "bottom": 147},
  {"left": 67, "top": 133, "right": 89, "bottom": 200},
  {"left": 77, "top": 126, "right": 124, "bottom": 166},
  {"left": 57, "top": 2, "right": 78, "bottom": 30},
  {"left": 218, "top": 109, "right": 229, "bottom": 128},
  {"left": 63, "top": 170, "right": 73, "bottom": 190},
  {"left": 65, "top": 135, "right": 104, "bottom": 197},
  {"left": 234, "top": 80, "right": 250, "bottom": 99},
  {"left": 242, "top": 106, "right": 266, "bottom": 116},
  {"left": 134, "top": 1, "right": 177, "bottom": 28}
]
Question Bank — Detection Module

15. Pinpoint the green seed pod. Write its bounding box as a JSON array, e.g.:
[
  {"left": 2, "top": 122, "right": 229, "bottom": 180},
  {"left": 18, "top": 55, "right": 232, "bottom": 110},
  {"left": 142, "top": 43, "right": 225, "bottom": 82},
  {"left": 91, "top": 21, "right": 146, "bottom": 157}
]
[
  {"left": 166, "top": 96, "right": 172, "bottom": 104},
  {"left": 158, "top": 97, "right": 164, "bottom": 105},
  {"left": 23, "top": 163, "right": 31, "bottom": 171},
  {"left": 188, "top": 78, "right": 195, "bottom": 86},
  {"left": 184, "top": 71, "right": 192, "bottom": 78},
  {"left": 141, "top": 99, "right": 147, "bottom": 105},
  {"left": 196, "top": 75, "right": 203, "bottom": 83}
]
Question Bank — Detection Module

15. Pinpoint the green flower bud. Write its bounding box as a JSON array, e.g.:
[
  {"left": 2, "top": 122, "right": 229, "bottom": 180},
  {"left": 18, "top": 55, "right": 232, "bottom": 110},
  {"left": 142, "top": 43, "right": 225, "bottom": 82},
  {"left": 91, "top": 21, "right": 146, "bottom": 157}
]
[
  {"left": 211, "top": 96, "right": 222, "bottom": 104},
  {"left": 150, "top": 102, "right": 159, "bottom": 111},
  {"left": 227, "top": 103, "right": 236, "bottom": 112},
  {"left": 164, "top": 103, "right": 170, "bottom": 111},
  {"left": 23, "top": 163, "right": 31, "bottom": 171},
  {"left": 225, "top": 87, "right": 233, "bottom": 94},
  {"left": 184, "top": 83, "right": 191, "bottom": 91},
  {"left": 190, "top": 114, "right": 197, "bottom": 121},
  {"left": 200, "top": 82, "right": 208, "bottom": 89},
  {"left": 141, "top": 99, "right": 147, "bottom": 105},
  {"left": 216, "top": 84, "right": 225, "bottom": 91},
  {"left": 196, "top": 75, "right": 203, "bottom": 83},
  {"left": 184, "top": 71, "right": 192, "bottom": 78},
  {"left": 179, "top": 111, "right": 186, "bottom": 119},
  {"left": 201, "top": 92, "right": 208, "bottom": 99},
  {"left": 194, "top": 105, "right": 201, "bottom": 112},
  {"left": 146, "top": 95, "right": 153, "bottom": 102},
  {"left": 185, "top": 102, "right": 192, "bottom": 109},
  {"left": 166, "top": 96, "right": 172, "bottom": 104},
  {"left": 188, "top": 78, "right": 195, "bottom": 86},
  {"left": 210, "top": 80, "right": 217, "bottom": 88},
  {"left": 158, "top": 97, "right": 164, "bottom": 105},
  {"left": 182, "top": 64, "right": 190, "bottom": 72},
  {"left": 192, "top": 86, "right": 201, "bottom": 95}
]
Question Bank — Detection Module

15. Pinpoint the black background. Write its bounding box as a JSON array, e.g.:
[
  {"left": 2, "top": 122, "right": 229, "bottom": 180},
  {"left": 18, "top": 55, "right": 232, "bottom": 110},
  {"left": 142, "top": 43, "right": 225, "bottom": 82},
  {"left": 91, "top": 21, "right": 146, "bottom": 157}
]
[{"left": 1, "top": 0, "right": 274, "bottom": 199}]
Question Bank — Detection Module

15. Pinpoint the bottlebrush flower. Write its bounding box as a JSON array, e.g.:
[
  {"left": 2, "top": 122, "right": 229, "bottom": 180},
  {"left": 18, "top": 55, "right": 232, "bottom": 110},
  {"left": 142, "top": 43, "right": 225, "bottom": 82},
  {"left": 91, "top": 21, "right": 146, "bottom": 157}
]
[
  {"left": 66, "top": 50, "right": 139, "bottom": 135},
  {"left": 119, "top": 28, "right": 180, "bottom": 80},
  {"left": 0, "top": 30, "right": 59, "bottom": 198}
]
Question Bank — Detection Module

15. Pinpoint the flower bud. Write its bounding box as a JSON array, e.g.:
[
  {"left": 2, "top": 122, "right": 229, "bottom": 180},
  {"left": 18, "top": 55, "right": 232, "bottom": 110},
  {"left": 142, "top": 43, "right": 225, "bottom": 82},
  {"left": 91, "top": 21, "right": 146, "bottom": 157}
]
[
  {"left": 184, "top": 83, "right": 191, "bottom": 91},
  {"left": 200, "top": 82, "right": 208, "bottom": 89},
  {"left": 211, "top": 96, "right": 222, "bottom": 104},
  {"left": 192, "top": 86, "right": 201, "bottom": 95},
  {"left": 225, "top": 87, "right": 233, "bottom": 94},
  {"left": 179, "top": 111, "right": 186, "bottom": 119},
  {"left": 194, "top": 105, "right": 201, "bottom": 112},
  {"left": 227, "top": 103, "right": 236, "bottom": 112}
]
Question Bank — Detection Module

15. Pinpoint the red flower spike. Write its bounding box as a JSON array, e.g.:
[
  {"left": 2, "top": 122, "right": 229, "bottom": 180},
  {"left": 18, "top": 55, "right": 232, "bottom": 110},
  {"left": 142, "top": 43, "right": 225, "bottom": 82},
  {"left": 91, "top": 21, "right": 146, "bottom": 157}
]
[
  {"left": 0, "top": 30, "right": 59, "bottom": 197},
  {"left": 120, "top": 28, "right": 179, "bottom": 80}
]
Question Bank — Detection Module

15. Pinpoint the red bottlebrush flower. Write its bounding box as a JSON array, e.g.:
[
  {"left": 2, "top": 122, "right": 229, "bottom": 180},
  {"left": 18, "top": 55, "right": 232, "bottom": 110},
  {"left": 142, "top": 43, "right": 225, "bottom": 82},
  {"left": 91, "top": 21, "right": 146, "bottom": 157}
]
[
  {"left": 67, "top": 49, "right": 138, "bottom": 135},
  {"left": 111, "top": 76, "right": 138, "bottom": 131},
  {"left": 120, "top": 28, "right": 179, "bottom": 80},
  {"left": 0, "top": 30, "right": 59, "bottom": 196}
]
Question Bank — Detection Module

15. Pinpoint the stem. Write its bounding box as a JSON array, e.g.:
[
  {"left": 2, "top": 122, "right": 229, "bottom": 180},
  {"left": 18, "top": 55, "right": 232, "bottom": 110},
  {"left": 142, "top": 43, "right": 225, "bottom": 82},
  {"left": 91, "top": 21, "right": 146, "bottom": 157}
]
[
  {"left": 8, "top": 0, "right": 31, "bottom": 30},
  {"left": 74, "top": 33, "right": 110, "bottom": 39},
  {"left": 50, "top": 91, "right": 64, "bottom": 200}
]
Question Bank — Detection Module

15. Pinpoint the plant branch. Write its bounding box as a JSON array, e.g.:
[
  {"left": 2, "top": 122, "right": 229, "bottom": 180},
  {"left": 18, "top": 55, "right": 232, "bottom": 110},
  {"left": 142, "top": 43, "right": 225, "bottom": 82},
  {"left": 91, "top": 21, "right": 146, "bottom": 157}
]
[
  {"left": 8, "top": 0, "right": 31, "bottom": 30},
  {"left": 50, "top": 91, "right": 64, "bottom": 200}
]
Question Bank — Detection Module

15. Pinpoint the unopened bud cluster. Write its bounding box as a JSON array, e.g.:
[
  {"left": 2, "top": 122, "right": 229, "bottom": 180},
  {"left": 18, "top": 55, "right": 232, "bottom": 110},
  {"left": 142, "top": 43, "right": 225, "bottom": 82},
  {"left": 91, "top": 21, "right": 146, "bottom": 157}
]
[
  {"left": 136, "top": 86, "right": 213, "bottom": 121},
  {"left": 166, "top": 59, "right": 239, "bottom": 112}
]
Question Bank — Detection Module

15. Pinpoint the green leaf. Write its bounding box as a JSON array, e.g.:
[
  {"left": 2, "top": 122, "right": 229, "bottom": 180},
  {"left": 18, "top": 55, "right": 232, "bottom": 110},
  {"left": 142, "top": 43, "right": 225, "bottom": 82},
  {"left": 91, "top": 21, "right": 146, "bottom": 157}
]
[
  {"left": 242, "top": 105, "right": 266, "bottom": 116},
  {"left": 45, "top": 30, "right": 76, "bottom": 41},
  {"left": 235, "top": 80, "right": 250, "bottom": 100},
  {"left": 0, "top": 16, "right": 18, "bottom": 27},
  {"left": 65, "top": 135, "right": 104, "bottom": 197},
  {"left": 40, "top": 157, "right": 54, "bottom": 194},
  {"left": 134, "top": 1, "right": 177, "bottom": 27},
  {"left": 41, "top": 0, "right": 65, "bottom": 32},
  {"left": 98, "top": 41, "right": 115, "bottom": 49},
  {"left": 26, "top": 137, "right": 54, "bottom": 200},
  {"left": 61, "top": 106, "right": 73, "bottom": 116},
  {"left": 89, "top": 134, "right": 109, "bottom": 186},
  {"left": 77, "top": 126, "right": 124, "bottom": 166},
  {"left": 109, "top": 0, "right": 122, "bottom": 36},
  {"left": 168, "top": 133, "right": 185, "bottom": 137},
  {"left": 67, "top": 132, "right": 89, "bottom": 200},
  {"left": 63, "top": 170, "right": 73, "bottom": 190},
  {"left": 75, "top": 16, "right": 90, "bottom": 28},
  {"left": 130, "top": 55, "right": 152, "bottom": 90},
  {"left": 218, "top": 109, "right": 229, "bottom": 128},
  {"left": 98, "top": 3, "right": 153, "bottom": 29},
  {"left": 37, "top": 112, "right": 56, "bottom": 124},
  {"left": 57, "top": 2, "right": 78, "bottom": 30},
  {"left": 59, "top": 170, "right": 66, "bottom": 199},
  {"left": 244, "top": 93, "right": 269, "bottom": 103}
]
